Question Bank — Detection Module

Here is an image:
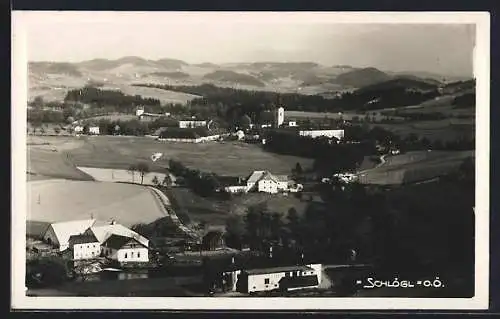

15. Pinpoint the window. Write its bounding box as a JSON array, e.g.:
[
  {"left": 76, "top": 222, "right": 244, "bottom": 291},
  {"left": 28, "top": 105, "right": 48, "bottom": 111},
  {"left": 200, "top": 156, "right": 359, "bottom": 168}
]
[
  {"left": 264, "top": 278, "right": 270, "bottom": 285},
  {"left": 137, "top": 252, "right": 140, "bottom": 258},
  {"left": 124, "top": 253, "right": 128, "bottom": 259},
  {"left": 131, "top": 252, "right": 134, "bottom": 258}
]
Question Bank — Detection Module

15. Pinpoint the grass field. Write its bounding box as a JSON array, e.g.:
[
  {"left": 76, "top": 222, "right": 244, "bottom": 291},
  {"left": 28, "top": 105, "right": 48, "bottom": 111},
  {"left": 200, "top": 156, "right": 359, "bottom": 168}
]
[
  {"left": 101, "top": 83, "right": 200, "bottom": 105},
  {"left": 77, "top": 167, "right": 170, "bottom": 186},
  {"left": 27, "top": 148, "right": 94, "bottom": 181},
  {"left": 27, "top": 180, "right": 167, "bottom": 226},
  {"left": 285, "top": 110, "right": 405, "bottom": 122},
  {"left": 369, "top": 120, "right": 474, "bottom": 142},
  {"left": 33, "top": 136, "right": 313, "bottom": 177},
  {"left": 168, "top": 187, "right": 310, "bottom": 226},
  {"left": 357, "top": 150, "right": 474, "bottom": 185}
]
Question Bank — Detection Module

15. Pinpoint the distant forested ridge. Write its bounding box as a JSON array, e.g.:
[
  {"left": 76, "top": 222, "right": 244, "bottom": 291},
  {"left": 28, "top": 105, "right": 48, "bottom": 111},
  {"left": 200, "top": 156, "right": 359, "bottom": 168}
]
[{"left": 134, "top": 79, "right": 441, "bottom": 113}]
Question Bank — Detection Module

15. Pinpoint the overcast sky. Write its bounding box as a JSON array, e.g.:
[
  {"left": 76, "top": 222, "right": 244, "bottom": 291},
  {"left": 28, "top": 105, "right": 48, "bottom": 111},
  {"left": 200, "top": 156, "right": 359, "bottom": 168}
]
[{"left": 16, "top": 12, "right": 476, "bottom": 77}]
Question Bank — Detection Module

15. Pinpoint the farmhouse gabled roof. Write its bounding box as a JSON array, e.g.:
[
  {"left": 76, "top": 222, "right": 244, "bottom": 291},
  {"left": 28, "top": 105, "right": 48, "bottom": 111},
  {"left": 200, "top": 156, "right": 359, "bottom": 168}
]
[
  {"left": 245, "top": 265, "right": 314, "bottom": 275},
  {"left": 90, "top": 223, "right": 149, "bottom": 247},
  {"left": 246, "top": 171, "right": 267, "bottom": 184},
  {"left": 103, "top": 234, "right": 147, "bottom": 250},
  {"left": 47, "top": 219, "right": 97, "bottom": 247},
  {"left": 69, "top": 233, "right": 99, "bottom": 245}
]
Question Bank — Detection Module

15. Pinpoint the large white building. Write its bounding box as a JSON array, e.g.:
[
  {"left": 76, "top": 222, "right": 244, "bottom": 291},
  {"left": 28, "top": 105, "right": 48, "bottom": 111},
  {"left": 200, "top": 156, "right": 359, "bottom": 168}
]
[
  {"left": 223, "top": 264, "right": 322, "bottom": 294},
  {"left": 178, "top": 120, "right": 207, "bottom": 128},
  {"left": 299, "top": 129, "right": 344, "bottom": 140}
]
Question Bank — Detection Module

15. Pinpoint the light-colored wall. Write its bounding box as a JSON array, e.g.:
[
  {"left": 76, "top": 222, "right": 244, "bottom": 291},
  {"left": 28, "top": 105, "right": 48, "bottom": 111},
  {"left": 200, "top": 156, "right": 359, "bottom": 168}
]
[
  {"left": 299, "top": 129, "right": 344, "bottom": 140},
  {"left": 73, "top": 242, "right": 101, "bottom": 260},
  {"left": 247, "top": 272, "right": 284, "bottom": 293},
  {"left": 102, "top": 246, "right": 148, "bottom": 262},
  {"left": 178, "top": 121, "right": 207, "bottom": 128},
  {"left": 247, "top": 269, "right": 319, "bottom": 293},
  {"left": 276, "top": 107, "right": 285, "bottom": 126},
  {"left": 224, "top": 186, "right": 247, "bottom": 193},
  {"left": 258, "top": 180, "right": 278, "bottom": 193},
  {"left": 89, "top": 127, "right": 100, "bottom": 135}
]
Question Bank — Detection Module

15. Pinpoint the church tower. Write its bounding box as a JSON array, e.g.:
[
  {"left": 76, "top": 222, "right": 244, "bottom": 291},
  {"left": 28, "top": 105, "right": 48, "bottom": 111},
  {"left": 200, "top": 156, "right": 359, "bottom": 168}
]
[{"left": 274, "top": 94, "right": 285, "bottom": 127}]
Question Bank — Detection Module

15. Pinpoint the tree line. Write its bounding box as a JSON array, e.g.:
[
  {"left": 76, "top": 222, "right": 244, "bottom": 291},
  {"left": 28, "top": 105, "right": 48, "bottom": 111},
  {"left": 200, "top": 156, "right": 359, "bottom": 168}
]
[
  {"left": 64, "top": 87, "right": 161, "bottom": 108},
  {"left": 133, "top": 82, "right": 441, "bottom": 114}
]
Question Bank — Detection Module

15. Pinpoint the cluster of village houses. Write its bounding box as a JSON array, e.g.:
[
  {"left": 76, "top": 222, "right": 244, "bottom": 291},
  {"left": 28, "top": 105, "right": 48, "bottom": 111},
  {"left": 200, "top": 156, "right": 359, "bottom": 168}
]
[
  {"left": 28, "top": 219, "right": 150, "bottom": 264},
  {"left": 27, "top": 217, "right": 325, "bottom": 294},
  {"left": 70, "top": 106, "right": 346, "bottom": 147}
]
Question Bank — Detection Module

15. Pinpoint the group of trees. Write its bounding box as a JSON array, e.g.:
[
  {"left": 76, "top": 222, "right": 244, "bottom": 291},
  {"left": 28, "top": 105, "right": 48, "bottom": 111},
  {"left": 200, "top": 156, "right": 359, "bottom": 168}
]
[
  {"left": 168, "top": 160, "right": 226, "bottom": 198},
  {"left": 64, "top": 87, "right": 161, "bottom": 109},
  {"left": 262, "top": 131, "right": 376, "bottom": 176},
  {"left": 127, "top": 162, "right": 150, "bottom": 184}
]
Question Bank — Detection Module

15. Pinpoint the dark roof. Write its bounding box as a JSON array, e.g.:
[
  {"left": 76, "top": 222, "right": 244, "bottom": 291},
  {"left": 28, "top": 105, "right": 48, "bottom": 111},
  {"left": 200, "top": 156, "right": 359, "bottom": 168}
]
[
  {"left": 244, "top": 265, "right": 313, "bottom": 275},
  {"left": 68, "top": 233, "right": 99, "bottom": 245},
  {"left": 104, "top": 234, "right": 146, "bottom": 250},
  {"left": 279, "top": 275, "right": 319, "bottom": 289},
  {"left": 26, "top": 221, "right": 50, "bottom": 239}
]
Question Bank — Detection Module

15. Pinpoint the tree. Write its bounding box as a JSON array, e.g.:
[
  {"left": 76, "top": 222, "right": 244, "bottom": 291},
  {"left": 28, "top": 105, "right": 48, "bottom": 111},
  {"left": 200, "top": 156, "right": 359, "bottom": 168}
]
[
  {"left": 128, "top": 164, "right": 137, "bottom": 183},
  {"left": 162, "top": 173, "right": 173, "bottom": 187},
  {"left": 294, "top": 162, "right": 303, "bottom": 176},
  {"left": 33, "top": 96, "right": 44, "bottom": 108},
  {"left": 136, "top": 162, "right": 150, "bottom": 185},
  {"left": 152, "top": 175, "right": 160, "bottom": 186}
]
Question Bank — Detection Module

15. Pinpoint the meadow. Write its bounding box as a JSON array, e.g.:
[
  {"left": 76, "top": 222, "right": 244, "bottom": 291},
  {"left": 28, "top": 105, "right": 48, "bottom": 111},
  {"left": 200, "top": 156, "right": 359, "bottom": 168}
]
[
  {"left": 368, "top": 120, "right": 474, "bottom": 142},
  {"left": 37, "top": 136, "right": 313, "bottom": 177},
  {"left": 357, "top": 150, "right": 474, "bottom": 185}
]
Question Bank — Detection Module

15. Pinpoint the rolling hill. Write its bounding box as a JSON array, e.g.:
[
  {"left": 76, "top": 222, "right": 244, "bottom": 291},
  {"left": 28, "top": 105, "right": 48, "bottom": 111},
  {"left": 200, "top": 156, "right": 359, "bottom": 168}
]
[
  {"left": 202, "top": 70, "right": 266, "bottom": 87},
  {"left": 329, "top": 67, "right": 392, "bottom": 88},
  {"left": 28, "top": 57, "right": 469, "bottom": 103}
]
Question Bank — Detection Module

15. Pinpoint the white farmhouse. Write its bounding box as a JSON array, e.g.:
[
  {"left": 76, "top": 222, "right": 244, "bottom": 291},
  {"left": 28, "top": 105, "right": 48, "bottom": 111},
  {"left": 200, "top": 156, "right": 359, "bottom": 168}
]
[
  {"left": 101, "top": 234, "right": 149, "bottom": 263},
  {"left": 246, "top": 171, "right": 289, "bottom": 194},
  {"left": 68, "top": 233, "right": 101, "bottom": 260},
  {"left": 85, "top": 221, "right": 149, "bottom": 248}
]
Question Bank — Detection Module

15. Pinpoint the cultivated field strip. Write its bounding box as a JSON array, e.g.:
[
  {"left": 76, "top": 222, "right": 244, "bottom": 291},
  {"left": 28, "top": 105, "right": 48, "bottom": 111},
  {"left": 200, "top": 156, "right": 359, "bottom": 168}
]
[{"left": 27, "top": 180, "right": 166, "bottom": 226}]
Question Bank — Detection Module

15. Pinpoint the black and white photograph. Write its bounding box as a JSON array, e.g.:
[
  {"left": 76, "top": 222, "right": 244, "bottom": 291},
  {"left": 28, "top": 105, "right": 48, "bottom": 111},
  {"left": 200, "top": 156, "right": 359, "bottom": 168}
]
[{"left": 11, "top": 11, "right": 490, "bottom": 310}]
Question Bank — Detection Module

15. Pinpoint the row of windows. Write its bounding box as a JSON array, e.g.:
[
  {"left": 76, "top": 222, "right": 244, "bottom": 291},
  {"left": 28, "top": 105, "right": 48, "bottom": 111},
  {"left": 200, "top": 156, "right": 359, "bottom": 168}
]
[
  {"left": 123, "top": 251, "right": 141, "bottom": 259},
  {"left": 76, "top": 244, "right": 98, "bottom": 250}
]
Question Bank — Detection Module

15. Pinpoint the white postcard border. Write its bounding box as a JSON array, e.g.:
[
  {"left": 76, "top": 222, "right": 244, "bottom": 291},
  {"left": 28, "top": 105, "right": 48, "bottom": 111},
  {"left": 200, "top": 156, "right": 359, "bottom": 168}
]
[{"left": 11, "top": 11, "right": 490, "bottom": 310}]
